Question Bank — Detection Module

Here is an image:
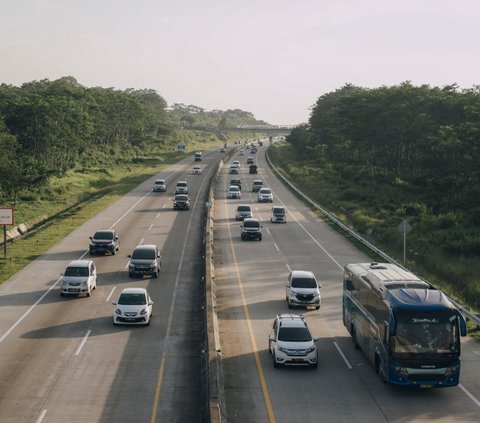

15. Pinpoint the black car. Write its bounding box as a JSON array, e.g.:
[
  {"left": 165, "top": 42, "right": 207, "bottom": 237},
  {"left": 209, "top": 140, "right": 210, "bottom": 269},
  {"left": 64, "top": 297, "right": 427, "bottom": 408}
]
[
  {"left": 89, "top": 230, "right": 119, "bottom": 255},
  {"left": 173, "top": 194, "right": 190, "bottom": 210},
  {"left": 230, "top": 178, "right": 242, "bottom": 190},
  {"left": 249, "top": 164, "right": 258, "bottom": 174}
]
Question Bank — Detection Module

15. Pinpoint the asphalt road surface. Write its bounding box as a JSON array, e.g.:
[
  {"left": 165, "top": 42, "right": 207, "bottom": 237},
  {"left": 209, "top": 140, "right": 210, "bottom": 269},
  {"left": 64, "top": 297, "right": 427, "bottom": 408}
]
[
  {"left": 213, "top": 144, "right": 480, "bottom": 423},
  {"left": 0, "top": 150, "right": 223, "bottom": 423}
]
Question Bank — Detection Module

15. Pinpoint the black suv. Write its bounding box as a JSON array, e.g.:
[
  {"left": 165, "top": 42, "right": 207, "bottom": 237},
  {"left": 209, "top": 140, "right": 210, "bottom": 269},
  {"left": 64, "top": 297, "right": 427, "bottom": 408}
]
[
  {"left": 241, "top": 218, "right": 262, "bottom": 241},
  {"left": 128, "top": 244, "right": 161, "bottom": 278},
  {"left": 230, "top": 178, "right": 242, "bottom": 190},
  {"left": 173, "top": 194, "right": 190, "bottom": 210},
  {"left": 89, "top": 229, "right": 119, "bottom": 255}
]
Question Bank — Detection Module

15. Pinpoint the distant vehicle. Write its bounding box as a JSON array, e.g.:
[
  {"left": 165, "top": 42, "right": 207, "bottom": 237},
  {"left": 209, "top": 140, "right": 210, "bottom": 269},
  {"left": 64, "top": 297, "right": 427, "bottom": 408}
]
[
  {"left": 246, "top": 157, "right": 254, "bottom": 164},
  {"left": 227, "top": 185, "right": 241, "bottom": 199},
  {"left": 252, "top": 180, "right": 263, "bottom": 192},
  {"left": 112, "top": 287, "right": 153, "bottom": 326},
  {"left": 229, "top": 165, "right": 239, "bottom": 174},
  {"left": 233, "top": 160, "right": 240, "bottom": 169},
  {"left": 230, "top": 178, "right": 242, "bottom": 190},
  {"left": 343, "top": 262, "right": 467, "bottom": 387},
  {"left": 268, "top": 314, "right": 318, "bottom": 368},
  {"left": 194, "top": 152, "right": 202, "bottom": 161},
  {"left": 249, "top": 164, "right": 258, "bottom": 174},
  {"left": 258, "top": 140, "right": 263, "bottom": 146},
  {"left": 239, "top": 150, "right": 244, "bottom": 155},
  {"left": 192, "top": 166, "right": 202, "bottom": 175},
  {"left": 224, "top": 143, "right": 228, "bottom": 148},
  {"left": 152, "top": 179, "right": 166, "bottom": 192},
  {"left": 286, "top": 270, "right": 321, "bottom": 310},
  {"left": 60, "top": 260, "right": 97, "bottom": 297},
  {"left": 235, "top": 204, "right": 252, "bottom": 220},
  {"left": 241, "top": 218, "right": 262, "bottom": 241},
  {"left": 175, "top": 180, "right": 188, "bottom": 194},
  {"left": 173, "top": 194, "right": 190, "bottom": 210},
  {"left": 89, "top": 229, "right": 120, "bottom": 255},
  {"left": 128, "top": 244, "right": 161, "bottom": 278},
  {"left": 258, "top": 187, "right": 273, "bottom": 202},
  {"left": 271, "top": 206, "right": 287, "bottom": 223},
  {"left": 220, "top": 148, "right": 226, "bottom": 153}
]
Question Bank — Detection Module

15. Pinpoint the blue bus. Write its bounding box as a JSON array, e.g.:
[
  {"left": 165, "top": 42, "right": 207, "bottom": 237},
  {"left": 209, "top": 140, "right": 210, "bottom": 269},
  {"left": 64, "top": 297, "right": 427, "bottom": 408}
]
[{"left": 343, "top": 262, "right": 467, "bottom": 387}]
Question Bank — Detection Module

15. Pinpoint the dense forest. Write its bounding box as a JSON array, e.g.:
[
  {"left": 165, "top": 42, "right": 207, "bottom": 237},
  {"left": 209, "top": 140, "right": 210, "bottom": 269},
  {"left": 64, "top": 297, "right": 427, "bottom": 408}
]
[
  {"left": 0, "top": 77, "right": 267, "bottom": 204},
  {"left": 274, "top": 82, "right": 480, "bottom": 308}
]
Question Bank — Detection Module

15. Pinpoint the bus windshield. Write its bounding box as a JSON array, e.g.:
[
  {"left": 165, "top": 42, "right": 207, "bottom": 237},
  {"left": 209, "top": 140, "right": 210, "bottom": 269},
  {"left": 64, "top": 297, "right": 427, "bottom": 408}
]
[{"left": 392, "top": 309, "right": 459, "bottom": 356}]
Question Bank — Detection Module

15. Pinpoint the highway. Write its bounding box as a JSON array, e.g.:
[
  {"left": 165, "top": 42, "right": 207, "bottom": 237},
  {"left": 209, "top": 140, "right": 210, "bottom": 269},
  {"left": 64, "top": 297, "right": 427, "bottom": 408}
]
[
  {"left": 212, "top": 144, "right": 480, "bottom": 422},
  {"left": 0, "top": 150, "right": 222, "bottom": 422}
]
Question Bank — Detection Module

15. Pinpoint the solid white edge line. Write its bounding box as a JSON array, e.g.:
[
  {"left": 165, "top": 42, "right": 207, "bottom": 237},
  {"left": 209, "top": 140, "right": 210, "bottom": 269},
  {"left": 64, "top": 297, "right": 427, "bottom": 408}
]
[
  {"left": 106, "top": 286, "right": 116, "bottom": 303},
  {"left": 35, "top": 409, "right": 47, "bottom": 423},
  {"left": 286, "top": 263, "right": 291, "bottom": 272},
  {"left": 459, "top": 383, "right": 480, "bottom": 408},
  {"left": 274, "top": 242, "right": 280, "bottom": 252},
  {"left": 333, "top": 341, "right": 353, "bottom": 369},
  {"left": 75, "top": 330, "right": 92, "bottom": 356},
  {"left": 0, "top": 277, "right": 62, "bottom": 343}
]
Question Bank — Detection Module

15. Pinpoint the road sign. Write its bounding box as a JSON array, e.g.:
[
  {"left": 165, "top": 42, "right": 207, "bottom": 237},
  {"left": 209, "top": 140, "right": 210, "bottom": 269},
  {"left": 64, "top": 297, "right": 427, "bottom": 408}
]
[
  {"left": 398, "top": 219, "right": 412, "bottom": 234},
  {"left": 0, "top": 208, "right": 13, "bottom": 225}
]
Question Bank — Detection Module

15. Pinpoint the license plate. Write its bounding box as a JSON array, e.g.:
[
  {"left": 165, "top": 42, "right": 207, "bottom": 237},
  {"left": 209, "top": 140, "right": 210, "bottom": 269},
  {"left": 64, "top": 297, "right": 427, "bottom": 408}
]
[
  {"left": 69, "top": 289, "right": 80, "bottom": 292},
  {"left": 292, "top": 359, "right": 304, "bottom": 363},
  {"left": 125, "top": 318, "right": 136, "bottom": 322}
]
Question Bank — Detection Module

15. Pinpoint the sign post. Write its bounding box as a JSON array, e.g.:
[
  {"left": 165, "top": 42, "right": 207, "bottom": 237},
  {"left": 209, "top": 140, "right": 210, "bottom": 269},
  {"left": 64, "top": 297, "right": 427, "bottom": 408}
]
[
  {"left": 0, "top": 208, "right": 14, "bottom": 259},
  {"left": 397, "top": 219, "right": 412, "bottom": 264}
]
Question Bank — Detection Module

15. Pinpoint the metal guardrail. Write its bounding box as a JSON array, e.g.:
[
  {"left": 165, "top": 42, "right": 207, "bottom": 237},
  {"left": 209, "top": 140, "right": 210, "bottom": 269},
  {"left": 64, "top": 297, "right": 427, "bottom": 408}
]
[{"left": 265, "top": 148, "right": 480, "bottom": 328}]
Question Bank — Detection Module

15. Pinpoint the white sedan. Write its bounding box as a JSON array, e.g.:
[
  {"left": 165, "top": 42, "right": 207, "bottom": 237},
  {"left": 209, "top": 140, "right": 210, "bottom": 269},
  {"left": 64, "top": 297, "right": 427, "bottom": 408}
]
[{"left": 112, "top": 287, "right": 153, "bottom": 325}]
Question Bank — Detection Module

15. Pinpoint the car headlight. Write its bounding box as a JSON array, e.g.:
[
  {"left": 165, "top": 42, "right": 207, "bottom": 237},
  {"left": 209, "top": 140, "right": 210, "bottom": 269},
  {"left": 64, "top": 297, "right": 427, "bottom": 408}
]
[
  {"left": 115, "top": 308, "right": 122, "bottom": 315},
  {"left": 305, "top": 346, "right": 316, "bottom": 353},
  {"left": 140, "top": 309, "right": 147, "bottom": 315},
  {"left": 279, "top": 346, "right": 289, "bottom": 353},
  {"left": 61, "top": 280, "right": 67, "bottom": 286},
  {"left": 81, "top": 280, "right": 88, "bottom": 286}
]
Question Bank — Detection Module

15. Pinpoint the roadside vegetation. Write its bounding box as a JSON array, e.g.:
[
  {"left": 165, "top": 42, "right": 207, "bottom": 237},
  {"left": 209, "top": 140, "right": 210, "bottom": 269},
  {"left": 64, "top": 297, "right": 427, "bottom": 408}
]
[
  {"left": 0, "top": 76, "right": 264, "bottom": 284},
  {"left": 270, "top": 82, "right": 480, "bottom": 311}
]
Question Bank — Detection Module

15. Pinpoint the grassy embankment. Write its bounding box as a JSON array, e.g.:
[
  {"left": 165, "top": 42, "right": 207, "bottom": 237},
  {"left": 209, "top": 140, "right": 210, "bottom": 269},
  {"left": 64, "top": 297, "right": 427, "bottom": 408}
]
[
  {"left": 0, "top": 130, "right": 238, "bottom": 284},
  {"left": 269, "top": 143, "right": 480, "bottom": 337}
]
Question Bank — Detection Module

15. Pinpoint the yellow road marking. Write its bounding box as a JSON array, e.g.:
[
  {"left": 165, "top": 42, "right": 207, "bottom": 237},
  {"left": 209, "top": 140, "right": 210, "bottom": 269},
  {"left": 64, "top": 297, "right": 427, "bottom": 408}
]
[
  {"left": 150, "top": 355, "right": 165, "bottom": 422},
  {"left": 224, "top": 201, "right": 277, "bottom": 423}
]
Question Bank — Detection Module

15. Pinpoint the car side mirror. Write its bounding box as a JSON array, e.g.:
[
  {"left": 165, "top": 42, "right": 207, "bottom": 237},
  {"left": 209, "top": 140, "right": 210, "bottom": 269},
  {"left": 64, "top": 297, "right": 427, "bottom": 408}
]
[
  {"left": 149, "top": 301, "right": 154, "bottom": 305},
  {"left": 60, "top": 273, "right": 64, "bottom": 276},
  {"left": 115, "top": 236, "right": 118, "bottom": 240},
  {"left": 157, "top": 254, "right": 161, "bottom": 258},
  {"left": 318, "top": 284, "right": 323, "bottom": 288},
  {"left": 268, "top": 335, "right": 275, "bottom": 342},
  {"left": 89, "top": 236, "right": 93, "bottom": 240},
  {"left": 313, "top": 337, "right": 320, "bottom": 342},
  {"left": 111, "top": 302, "right": 117, "bottom": 305},
  {"left": 128, "top": 255, "right": 132, "bottom": 258},
  {"left": 285, "top": 284, "right": 289, "bottom": 288}
]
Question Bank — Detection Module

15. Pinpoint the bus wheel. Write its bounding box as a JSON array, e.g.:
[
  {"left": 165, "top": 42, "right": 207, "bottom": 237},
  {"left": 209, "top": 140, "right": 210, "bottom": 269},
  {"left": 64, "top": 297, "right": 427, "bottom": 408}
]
[
  {"left": 375, "top": 355, "right": 380, "bottom": 375},
  {"left": 352, "top": 326, "right": 360, "bottom": 350}
]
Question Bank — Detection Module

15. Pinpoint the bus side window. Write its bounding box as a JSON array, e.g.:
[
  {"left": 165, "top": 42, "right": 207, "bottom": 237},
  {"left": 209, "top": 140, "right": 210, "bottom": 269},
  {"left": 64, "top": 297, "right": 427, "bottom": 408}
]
[
  {"left": 383, "top": 322, "right": 389, "bottom": 345},
  {"left": 345, "top": 278, "right": 355, "bottom": 291}
]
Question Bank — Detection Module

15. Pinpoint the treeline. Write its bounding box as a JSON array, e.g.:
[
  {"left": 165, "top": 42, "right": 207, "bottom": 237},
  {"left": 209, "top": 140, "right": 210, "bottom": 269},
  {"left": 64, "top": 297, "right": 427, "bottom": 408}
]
[
  {"left": 0, "top": 77, "right": 169, "bottom": 201},
  {"left": 168, "top": 103, "right": 268, "bottom": 128},
  {"left": 282, "top": 82, "right": 480, "bottom": 305}
]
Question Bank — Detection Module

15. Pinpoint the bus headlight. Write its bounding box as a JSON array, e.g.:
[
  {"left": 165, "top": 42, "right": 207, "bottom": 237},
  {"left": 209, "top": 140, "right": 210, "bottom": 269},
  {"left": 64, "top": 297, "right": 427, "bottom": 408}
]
[
  {"left": 394, "top": 366, "right": 408, "bottom": 376},
  {"left": 446, "top": 364, "right": 460, "bottom": 375}
]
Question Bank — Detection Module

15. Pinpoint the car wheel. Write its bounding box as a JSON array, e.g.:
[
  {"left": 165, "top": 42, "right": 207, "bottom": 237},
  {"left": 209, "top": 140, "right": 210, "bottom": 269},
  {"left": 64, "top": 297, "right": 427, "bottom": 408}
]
[
  {"left": 273, "top": 354, "right": 280, "bottom": 368},
  {"left": 129, "top": 272, "right": 134, "bottom": 278},
  {"left": 87, "top": 290, "right": 91, "bottom": 297},
  {"left": 311, "top": 361, "right": 318, "bottom": 369},
  {"left": 315, "top": 306, "right": 320, "bottom": 310},
  {"left": 288, "top": 301, "right": 293, "bottom": 309},
  {"left": 60, "top": 292, "right": 65, "bottom": 297},
  {"left": 352, "top": 326, "right": 360, "bottom": 350},
  {"left": 153, "top": 271, "right": 159, "bottom": 279},
  {"left": 89, "top": 250, "right": 94, "bottom": 256},
  {"left": 112, "top": 248, "right": 116, "bottom": 255},
  {"left": 258, "top": 234, "right": 262, "bottom": 241}
]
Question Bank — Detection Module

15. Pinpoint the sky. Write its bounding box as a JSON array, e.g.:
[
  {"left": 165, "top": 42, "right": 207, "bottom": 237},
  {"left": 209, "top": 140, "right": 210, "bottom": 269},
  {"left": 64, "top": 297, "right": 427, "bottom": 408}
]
[{"left": 1, "top": 0, "right": 480, "bottom": 125}]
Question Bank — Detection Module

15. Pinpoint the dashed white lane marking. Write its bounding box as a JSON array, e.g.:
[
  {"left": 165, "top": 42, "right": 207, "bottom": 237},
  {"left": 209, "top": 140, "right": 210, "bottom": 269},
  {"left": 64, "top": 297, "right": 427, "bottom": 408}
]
[
  {"left": 106, "top": 287, "right": 116, "bottom": 302},
  {"left": 75, "top": 330, "right": 91, "bottom": 356},
  {"left": 333, "top": 341, "right": 353, "bottom": 369},
  {"left": 459, "top": 383, "right": 480, "bottom": 409},
  {"left": 286, "top": 263, "right": 291, "bottom": 272},
  {"left": 274, "top": 242, "right": 280, "bottom": 252}
]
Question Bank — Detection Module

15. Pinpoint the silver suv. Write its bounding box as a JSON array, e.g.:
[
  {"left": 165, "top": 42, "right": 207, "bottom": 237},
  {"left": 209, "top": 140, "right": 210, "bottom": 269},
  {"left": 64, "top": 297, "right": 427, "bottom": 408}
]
[
  {"left": 286, "top": 270, "right": 321, "bottom": 310},
  {"left": 268, "top": 314, "right": 318, "bottom": 368},
  {"left": 60, "top": 260, "right": 97, "bottom": 297},
  {"left": 241, "top": 218, "right": 262, "bottom": 241},
  {"left": 128, "top": 244, "right": 161, "bottom": 278},
  {"left": 175, "top": 181, "right": 188, "bottom": 194}
]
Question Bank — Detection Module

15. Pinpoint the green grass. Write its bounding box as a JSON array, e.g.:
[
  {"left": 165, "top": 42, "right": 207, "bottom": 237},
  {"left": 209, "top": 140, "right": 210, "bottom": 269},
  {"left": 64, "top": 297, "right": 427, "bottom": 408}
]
[{"left": 0, "top": 131, "right": 236, "bottom": 285}]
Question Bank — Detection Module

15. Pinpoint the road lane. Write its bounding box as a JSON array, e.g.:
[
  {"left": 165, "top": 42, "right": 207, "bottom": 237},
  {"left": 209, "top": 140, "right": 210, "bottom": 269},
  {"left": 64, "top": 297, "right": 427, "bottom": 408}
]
[
  {"left": 214, "top": 143, "right": 480, "bottom": 423},
  {"left": 0, "top": 149, "right": 223, "bottom": 422}
]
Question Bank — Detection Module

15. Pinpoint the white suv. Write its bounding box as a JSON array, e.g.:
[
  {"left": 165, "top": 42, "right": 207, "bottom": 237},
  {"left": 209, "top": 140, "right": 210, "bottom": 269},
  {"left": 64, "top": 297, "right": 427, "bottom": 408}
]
[
  {"left": 268, "top": 314, "right": 318, "bottom": 368},
  {"left": 286, "top": 270, "right": 321, "bottom": 310},
  {"left": 60, "top": 260, "right": 97, "bottom": 297},
  {"left": 175, "top": 181, "right": 188, "bottom": 194},
  {"left": 258, "top": 187, "right": 273, "bottom": 203}
]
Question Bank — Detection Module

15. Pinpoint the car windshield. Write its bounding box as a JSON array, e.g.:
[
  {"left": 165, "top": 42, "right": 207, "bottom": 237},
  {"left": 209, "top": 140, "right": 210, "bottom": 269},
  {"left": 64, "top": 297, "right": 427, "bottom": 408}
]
[
  {"left": 291, "top": 277, "right": 317, "bottom": 288},
  {"left": 131, "top": 249, "right": 156, "bottom": 260},
  {"left": 254, "top": 181, "right": 263, "bottom": 185},
  {"left": 278, "top": 327, "right": 312, "bottom": 342},
  {"left": 391, "top": 309, "right": 460, "bottom": 355},
  {"left": 260, "top": 189, "right": 271, "bottom": 194},
  {"left": 93, "top": 231, "right": 113, "bottom": 240},
  {"left": 118, "top": 293, "right": 147, "bottom": 305},
  {"left": 273, "top": 208, "right": 285, "bottom": 215},
  {"left": 177, "top": 182, "right": 187, "bottom": 187},
  {"left": 238, "top": 206, "right": 250, "bottom": 212},
  {"left": 155, "top": 180, "right": 164, "bottom": 185},
  {"left": 176, "top": 195, "right": 188, "bottom": 200},
  {"left": 65, "top": 266, "right": 89, "bottom": 277},
  {"left": 244, "top": 221, "right": 260, "bottom": 228},
  {"left": 230, "top": 186, "right": 239, "bottom": 191}
]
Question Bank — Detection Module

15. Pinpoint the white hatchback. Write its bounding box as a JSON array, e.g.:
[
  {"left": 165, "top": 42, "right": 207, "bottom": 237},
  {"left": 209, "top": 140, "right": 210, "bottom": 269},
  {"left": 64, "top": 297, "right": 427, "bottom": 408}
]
[
  {"left": 112, "top": 287, "right": 153, "bottom": 325},
  {"left": 60, "top": 260, "right": 97, "bottom": 297}
]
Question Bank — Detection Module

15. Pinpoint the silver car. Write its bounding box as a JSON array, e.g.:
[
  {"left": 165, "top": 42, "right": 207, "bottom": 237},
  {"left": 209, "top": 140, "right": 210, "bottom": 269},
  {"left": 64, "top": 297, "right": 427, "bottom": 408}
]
[{"left": 235, "top": 204, "right": 253, "bottom": 220}]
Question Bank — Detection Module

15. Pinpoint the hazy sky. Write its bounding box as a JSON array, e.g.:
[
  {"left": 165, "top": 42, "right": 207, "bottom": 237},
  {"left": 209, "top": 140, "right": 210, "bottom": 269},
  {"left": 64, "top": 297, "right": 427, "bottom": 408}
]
[{"left": 1, "top": 0, "right": 479, "bottom": 124}]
